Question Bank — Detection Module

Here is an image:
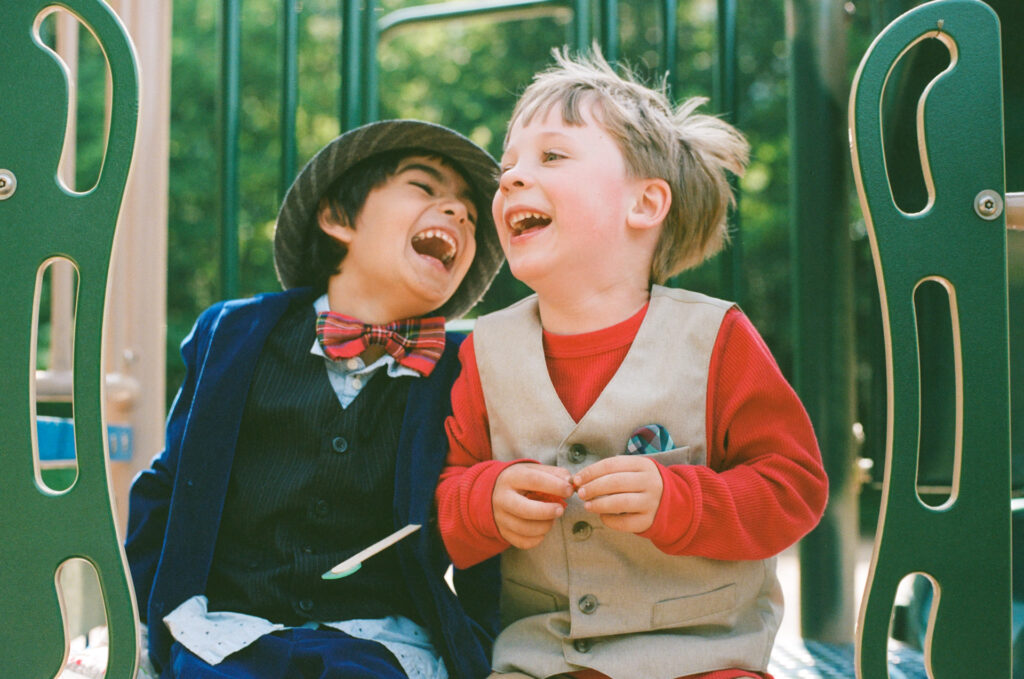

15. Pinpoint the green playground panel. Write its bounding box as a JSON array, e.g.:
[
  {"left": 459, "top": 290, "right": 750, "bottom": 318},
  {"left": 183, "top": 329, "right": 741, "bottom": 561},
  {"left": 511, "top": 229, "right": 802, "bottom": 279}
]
[
  {"left": 0, "top": 0, "right": 141, "bottom": 676},
  {"left": 849, "top": 0, "right": 1012, "bottom": 677}
]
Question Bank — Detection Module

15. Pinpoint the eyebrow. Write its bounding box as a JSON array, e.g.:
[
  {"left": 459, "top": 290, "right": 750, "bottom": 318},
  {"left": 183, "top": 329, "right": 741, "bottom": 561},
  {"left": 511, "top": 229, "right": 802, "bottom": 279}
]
[
  {"left": 533, "top": 131, "right": 575, "bottom": 142},
  {"left": 398, "top": 161, "right": 446, "bottom": 183},
  {"left": 503, "top": 130, "right": 575, "bottom": 153}
]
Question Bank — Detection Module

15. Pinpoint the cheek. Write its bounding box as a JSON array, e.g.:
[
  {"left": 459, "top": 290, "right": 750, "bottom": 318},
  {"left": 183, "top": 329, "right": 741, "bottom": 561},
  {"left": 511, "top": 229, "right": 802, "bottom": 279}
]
[
  {"left": 461, "top": 239, "right": 477, "bottom": 275},
  {"left": 491, "top": 192, "right": 504, "bottom": 227}
]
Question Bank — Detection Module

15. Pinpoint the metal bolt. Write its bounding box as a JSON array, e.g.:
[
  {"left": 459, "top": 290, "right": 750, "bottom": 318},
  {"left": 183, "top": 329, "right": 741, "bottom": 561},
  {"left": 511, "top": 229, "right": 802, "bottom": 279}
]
[
  {"left": 974, "top": 189, "right": 1003, "bottom": 221},
  {"left": 0, "top": 169, "right": 16, "bottom": 200}
]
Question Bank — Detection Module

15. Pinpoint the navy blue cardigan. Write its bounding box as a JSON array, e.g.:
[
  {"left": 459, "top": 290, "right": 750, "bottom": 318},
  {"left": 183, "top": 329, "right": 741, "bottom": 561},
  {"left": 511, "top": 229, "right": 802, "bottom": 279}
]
[{"left": 124, "top": 287, "right": 499, "bottom": 678}]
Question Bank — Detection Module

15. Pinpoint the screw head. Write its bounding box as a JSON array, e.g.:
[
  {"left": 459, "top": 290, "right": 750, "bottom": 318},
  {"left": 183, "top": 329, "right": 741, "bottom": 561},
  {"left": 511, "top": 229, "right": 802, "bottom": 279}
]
[
  {"left": 0, "top": 169, "right": 16, "bottom": 200},
  {"left": 974, "top": 189, "right": 1003, "bottom": 221}
]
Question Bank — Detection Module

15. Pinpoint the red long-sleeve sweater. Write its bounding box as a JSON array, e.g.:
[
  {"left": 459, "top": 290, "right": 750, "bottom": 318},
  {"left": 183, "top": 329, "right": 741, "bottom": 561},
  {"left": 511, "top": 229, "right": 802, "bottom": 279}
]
[{"left": 436, "top": 305, "right": 828, "bottom": 679}]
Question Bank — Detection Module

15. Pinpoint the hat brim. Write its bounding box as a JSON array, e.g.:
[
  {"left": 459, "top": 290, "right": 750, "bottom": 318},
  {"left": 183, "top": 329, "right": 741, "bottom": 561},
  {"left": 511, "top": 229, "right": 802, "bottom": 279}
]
[{"left": 274, "top": 119, "right": 504, "bottom": 319}]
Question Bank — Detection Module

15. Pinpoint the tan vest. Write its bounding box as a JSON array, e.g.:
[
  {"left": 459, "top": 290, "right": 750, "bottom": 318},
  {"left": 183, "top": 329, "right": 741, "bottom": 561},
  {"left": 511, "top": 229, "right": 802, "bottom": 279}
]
[{"left": 473, "top": 286, "right": 783, "bottom": 679}]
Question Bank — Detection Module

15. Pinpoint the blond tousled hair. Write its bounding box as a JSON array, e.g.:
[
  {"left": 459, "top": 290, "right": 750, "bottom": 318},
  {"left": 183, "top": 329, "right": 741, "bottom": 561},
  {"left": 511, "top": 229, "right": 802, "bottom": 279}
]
[{"left": 506, "top": 47, "right": 750, "bottom": 283}]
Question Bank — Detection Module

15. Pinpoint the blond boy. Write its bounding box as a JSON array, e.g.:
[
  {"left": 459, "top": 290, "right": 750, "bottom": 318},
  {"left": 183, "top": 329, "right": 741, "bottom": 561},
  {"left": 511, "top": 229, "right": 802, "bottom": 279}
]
[{"left": 436, "top": 50, "right": 829, "bottom": 679}]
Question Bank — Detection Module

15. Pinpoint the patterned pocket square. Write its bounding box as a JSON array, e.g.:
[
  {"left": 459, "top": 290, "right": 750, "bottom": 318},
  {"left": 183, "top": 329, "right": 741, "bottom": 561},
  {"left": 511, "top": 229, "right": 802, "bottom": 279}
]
[{"left": 625, "top": 424, "right": 674, "bottom": 455}]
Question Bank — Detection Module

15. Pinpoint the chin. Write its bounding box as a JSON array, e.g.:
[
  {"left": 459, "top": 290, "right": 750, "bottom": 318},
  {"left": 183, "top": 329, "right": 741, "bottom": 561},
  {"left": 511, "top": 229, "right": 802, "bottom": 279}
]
[
  {"left": 408, "top": 287, "right": 457, "bottom": 317},
  {"left": 506, "top": 258, "right": 545, "bottom": 289}
]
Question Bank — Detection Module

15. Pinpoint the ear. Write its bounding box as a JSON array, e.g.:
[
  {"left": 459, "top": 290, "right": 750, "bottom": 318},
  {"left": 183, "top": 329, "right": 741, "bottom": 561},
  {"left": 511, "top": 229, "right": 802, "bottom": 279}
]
[
  {"left": 626, "top": 178, "right": 672, "bottom": 232},
  {"left": 317, "top": 198, "right": 355, "bottom": 245}
]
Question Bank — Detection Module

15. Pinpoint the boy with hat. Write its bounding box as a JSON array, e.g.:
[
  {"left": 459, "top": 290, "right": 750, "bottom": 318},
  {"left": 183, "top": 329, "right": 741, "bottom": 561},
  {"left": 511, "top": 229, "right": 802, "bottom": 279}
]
[
  {"left": 436, "top": 50, "right": 828, "bottom": 678},
  {"left": 125, "top": 119, "right": 504, "bottom": 679}
]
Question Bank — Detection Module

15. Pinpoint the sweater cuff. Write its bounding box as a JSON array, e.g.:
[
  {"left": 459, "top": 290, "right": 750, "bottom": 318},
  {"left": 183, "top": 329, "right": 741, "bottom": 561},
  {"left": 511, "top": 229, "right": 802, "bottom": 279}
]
[
  {"left": 466, "top": 458, "right": 532, "bottom": 541},
  {"left": 638, "top": 462, "right": 699, "bottom": 552}
]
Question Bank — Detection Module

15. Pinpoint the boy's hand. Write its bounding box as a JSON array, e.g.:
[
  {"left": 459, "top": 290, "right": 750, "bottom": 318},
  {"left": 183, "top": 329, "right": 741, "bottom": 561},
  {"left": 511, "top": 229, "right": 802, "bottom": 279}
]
[
  {"left": 493, "top": 464, "right": 573, "bottom": 549},
  {"left": 573, "top": 456, "right": 664, "bottom": 533}
]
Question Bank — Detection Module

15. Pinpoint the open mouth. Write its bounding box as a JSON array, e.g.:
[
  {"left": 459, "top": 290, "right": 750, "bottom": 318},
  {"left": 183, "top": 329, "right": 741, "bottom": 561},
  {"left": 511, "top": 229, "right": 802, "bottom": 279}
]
[
  {"left": 411, "top": 228, "right": 458, "bottom": 269},
  {"left": 509, "top": 211, "right": 552, "bottom": 236}
]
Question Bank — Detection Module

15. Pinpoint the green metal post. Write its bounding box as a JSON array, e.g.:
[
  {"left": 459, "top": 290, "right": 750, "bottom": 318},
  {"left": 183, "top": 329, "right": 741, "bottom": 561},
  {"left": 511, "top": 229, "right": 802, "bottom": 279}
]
[
  {"left": 786, "top": 0, "right": 857, "bottom": 643},
  {"left": 715, "top": 0, "right": 742, "bottom": 304},
  {"left": 220, "top": 0, "right": 241, "bottom": 299},
  {"left": 280, "top": 0, "right": 299, "bottom": 199},
  {"left": 341, "top": 0, "right": 364, "bottom": 131},
  {"left": 363, "top": 0, "right": 379, "bottom": 123},
  {"left": 573, "top": 0, "right": 590, "bottom": 50},
  {"left": 600, "top": 0, "right": 618, "bottom": 62}
]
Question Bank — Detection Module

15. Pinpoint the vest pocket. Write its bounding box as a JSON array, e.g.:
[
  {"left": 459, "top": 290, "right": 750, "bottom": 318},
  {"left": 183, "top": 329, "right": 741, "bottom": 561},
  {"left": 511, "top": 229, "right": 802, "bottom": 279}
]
[
  {"left": 644, "top": 445, "right": 694, "bottom": 466},
  {"left": 500, "top": 578, "right": 561, "bottom": 626},
  {"left": 650, "top": 582, "right": 737, "bottom": 628}
]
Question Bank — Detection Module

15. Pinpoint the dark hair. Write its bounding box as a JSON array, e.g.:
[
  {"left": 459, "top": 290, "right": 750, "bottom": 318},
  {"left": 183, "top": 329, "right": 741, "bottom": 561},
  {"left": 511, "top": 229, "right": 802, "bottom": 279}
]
[{"left": 306, "top": 148, "right": 484, "bottom": 290}]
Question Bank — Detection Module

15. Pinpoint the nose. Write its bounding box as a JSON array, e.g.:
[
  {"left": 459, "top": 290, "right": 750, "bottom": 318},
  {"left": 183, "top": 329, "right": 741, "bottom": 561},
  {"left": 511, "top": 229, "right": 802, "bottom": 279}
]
[
  {"left": 498, "top": 163, "right": 529, "bottom": 193},
  {"left": 441, "top": 197, "right": 470, "bottom": 224}
]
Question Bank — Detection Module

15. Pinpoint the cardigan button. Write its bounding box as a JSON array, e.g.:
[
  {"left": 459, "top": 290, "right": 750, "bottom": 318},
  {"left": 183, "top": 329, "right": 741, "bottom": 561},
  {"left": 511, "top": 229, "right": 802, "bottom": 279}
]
[
  {"left": 573, "top": 638, "right": 592, "bottom": 653},
  {"left": 578, "top": 594, "right": 598, "bottom": 614},
  {"left": 572, "top": 521, "right": 593, "bottom": 540},
  {"left": 567, "top": 444, "right": 588, "bottom": 464},
  {"left": 298, "top": 598, "right": 314, "bottom": 614},
  {"left": 331, "top": 436, "right": 349, "bottom": 453},
  {"left": 313, "top": 499, "right": 329, "bottom": 518}
]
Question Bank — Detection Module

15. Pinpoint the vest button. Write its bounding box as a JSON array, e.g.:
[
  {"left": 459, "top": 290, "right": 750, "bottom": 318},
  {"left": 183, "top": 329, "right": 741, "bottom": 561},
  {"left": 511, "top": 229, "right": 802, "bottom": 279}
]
[
  {"left": 578, "top": 594, "right": 598, "bottom": 614},
  {"left": 298, "top": 598, "right": 314, "bottom": 613},
  {"left": 332, "top": 436, "right": 349, "bottom": 453},
  {"left": 568, "top": 444, "right": 588, "bottom": 464},
  {"left": 572, "top": 521, "right": 593, "bottom": 540},
  {"left": 313, "top": 499, "right": 329, "bottom": 517},
  {"left": 573, "top": 638, "right": 592, "bottom": 653}
]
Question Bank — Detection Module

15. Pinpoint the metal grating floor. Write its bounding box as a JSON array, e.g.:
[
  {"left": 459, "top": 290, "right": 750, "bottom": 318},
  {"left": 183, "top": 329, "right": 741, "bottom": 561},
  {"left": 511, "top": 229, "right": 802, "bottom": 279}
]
[{"left": 769, "top": 639, "right": 928, "bottom": 679}]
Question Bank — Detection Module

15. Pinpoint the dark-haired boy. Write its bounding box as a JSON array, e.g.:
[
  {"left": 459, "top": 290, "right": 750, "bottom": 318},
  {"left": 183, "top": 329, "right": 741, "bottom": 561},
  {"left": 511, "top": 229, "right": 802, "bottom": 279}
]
[{"left": 125, "top": 120, "right": 504, "bottom": 679}]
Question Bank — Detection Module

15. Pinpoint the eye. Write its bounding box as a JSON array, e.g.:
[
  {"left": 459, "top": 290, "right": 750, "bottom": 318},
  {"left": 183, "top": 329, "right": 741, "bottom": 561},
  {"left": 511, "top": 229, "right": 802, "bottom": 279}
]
[
  {"left": 542, "top": 150, "right": 565, "bottom": 162},
  {"left": 411, "top": 181, "right": 434, "bottom": 195}
]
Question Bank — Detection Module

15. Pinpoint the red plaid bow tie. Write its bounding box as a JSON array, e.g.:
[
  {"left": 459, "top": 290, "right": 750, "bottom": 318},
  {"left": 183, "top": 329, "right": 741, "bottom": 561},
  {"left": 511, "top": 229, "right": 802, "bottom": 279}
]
[{"left": 315, "top": 311, "right": 446, "bottom": 377}]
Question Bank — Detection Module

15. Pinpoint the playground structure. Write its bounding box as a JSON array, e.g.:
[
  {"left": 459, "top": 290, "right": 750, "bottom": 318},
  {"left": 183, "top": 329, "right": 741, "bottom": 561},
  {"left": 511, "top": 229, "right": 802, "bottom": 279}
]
[{"left": 0, "top": 0, "right": 1020, "bottom": 676}]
